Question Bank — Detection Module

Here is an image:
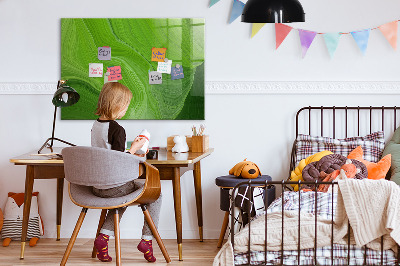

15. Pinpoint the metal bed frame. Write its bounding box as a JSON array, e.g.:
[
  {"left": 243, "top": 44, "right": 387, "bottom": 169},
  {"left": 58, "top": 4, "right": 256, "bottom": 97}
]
[{"left": 230, "top": 106, "right": 400, "bottom": 266}]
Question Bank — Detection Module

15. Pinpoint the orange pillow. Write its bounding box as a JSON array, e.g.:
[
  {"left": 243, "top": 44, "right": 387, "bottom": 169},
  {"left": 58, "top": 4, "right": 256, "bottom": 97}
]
[{"left": 347, "top": 146, "right": 391, "bottom": 180}]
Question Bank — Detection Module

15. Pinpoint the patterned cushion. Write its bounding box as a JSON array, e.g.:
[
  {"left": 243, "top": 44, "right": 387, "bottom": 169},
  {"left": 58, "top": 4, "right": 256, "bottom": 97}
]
[{"left": 295, "top": 131, "right": 385, "bottom": 166}]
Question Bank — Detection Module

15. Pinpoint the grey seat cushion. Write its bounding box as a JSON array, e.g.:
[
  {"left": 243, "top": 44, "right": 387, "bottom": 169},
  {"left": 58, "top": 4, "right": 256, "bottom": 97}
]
[{"left": 69, "top": 180, "right": 145, "bottom": 208}]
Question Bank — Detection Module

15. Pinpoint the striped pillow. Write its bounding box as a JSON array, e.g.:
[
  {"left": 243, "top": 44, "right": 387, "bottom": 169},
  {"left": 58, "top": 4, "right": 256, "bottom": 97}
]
[{"left": 294, "top": 131, "right": 385, "bottom": 167}]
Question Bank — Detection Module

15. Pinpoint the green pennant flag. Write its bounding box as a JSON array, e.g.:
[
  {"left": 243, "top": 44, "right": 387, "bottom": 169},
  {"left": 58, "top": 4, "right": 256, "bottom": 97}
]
[{"left": 209, "top": 0, "right": 221, "bottom": 7}]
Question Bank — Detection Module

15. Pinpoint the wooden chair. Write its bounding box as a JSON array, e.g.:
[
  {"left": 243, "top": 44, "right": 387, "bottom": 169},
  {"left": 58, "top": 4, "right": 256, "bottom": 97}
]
[{"left": 60, "top": 146, "right": 171, "bottom": 265}]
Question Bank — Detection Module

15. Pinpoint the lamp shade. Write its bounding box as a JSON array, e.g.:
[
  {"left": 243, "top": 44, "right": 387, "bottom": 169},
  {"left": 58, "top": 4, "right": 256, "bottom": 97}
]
[
  {"left": 241, "top": 0, "right": 305, "bottom": 23},
  {"left": 52, "top": 85, "right": 80, "bottom": 108}
]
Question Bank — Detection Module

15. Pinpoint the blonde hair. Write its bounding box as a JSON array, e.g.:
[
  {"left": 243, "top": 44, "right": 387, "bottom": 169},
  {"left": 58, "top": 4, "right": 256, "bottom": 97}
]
[{"left": 95, "top": 82, "right": 133, "bottom": 120}]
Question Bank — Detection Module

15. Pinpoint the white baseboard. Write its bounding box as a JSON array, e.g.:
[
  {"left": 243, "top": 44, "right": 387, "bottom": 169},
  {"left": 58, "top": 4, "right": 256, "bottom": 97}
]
[{"left": 1, "top": 81, "right": 400, "bottom": 94}]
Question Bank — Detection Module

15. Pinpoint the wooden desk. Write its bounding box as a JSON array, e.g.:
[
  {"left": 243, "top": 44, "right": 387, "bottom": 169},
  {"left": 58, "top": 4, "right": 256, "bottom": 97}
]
[{"left": 10, "top": 147, "right": 213, "bottom": 261}]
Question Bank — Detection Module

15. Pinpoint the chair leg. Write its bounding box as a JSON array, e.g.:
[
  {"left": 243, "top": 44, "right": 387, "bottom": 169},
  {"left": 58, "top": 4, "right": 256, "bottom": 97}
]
[
  {"left": 141, "top": 205, "right": 171, "bottom": 263},
  {"left": 60, "top": 208, "right": 88, "bottom": 266},
  {"left": 91, "top": 209, "right": 108, "bottom": 258},
  {"left": 217, "top": 211, "right": 230, "bottom": 248},
  {"left": 114, "top": 209, "right": 121, "bottom": 266}
]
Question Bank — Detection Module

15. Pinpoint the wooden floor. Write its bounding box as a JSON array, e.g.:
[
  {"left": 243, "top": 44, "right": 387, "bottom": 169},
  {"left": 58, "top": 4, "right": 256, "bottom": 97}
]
[{"left": 0, "top": 239, "right": 222, "bottom": 265}]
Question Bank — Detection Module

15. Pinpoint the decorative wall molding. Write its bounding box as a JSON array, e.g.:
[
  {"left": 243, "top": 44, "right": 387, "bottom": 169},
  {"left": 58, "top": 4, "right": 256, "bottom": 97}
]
[
  {"left": 206, "top": 81, "right": 400, "bottom": 94},
  {"left": 1, "top": 81, "right": 400, "bottom": 95},
  {"left": 0, "top": 83, "right": 56, "bottom": 94}
]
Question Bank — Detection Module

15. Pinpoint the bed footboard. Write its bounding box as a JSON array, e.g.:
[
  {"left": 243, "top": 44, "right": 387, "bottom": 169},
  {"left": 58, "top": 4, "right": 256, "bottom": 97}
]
[{"left": 230, "top": 180, "right": 400, "bottom": 266}]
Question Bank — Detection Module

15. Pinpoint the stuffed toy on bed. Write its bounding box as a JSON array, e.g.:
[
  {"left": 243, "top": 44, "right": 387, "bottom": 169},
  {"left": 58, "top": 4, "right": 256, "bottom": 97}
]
[
  {"left": 289, "top": 150, "right": 333, "bottom": 191},
  {"left": 229, "top": 159, "right": 261, "bottom": 179},
  {"left": 1, "top": 192, "right": 44, "bottom": 247},
  {"left": 301, "top": 154, "right": 368, "bottom": 191}
]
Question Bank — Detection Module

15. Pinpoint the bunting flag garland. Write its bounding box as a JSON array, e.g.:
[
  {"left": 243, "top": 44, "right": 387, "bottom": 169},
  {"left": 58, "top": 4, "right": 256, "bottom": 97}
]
[
  {"left": 351, "top": 29, "right": 370, "bottom": 55},
  {"left": 229, "top": 0, "right": 245, "bottom": 24},
  {"left": 378, "top": 21, "right": 398, "bottom": 50},
  {"left": 298, "top": 30, "right": 317, "bottom": 58},
  {"left": 251, "top": 23, "right": 266, "bottom": 38},
  {"left": 207, "top": 4, "right": 400, "bottom": 57},
  {"left": 323, "top": 33, "right": 341, "bottom": 58},
  {"left": 209, "top": 0, "right": 220, "bottom": 7},
  {"left": 275, "top": 23, "right": 293, "bottom": 49}
]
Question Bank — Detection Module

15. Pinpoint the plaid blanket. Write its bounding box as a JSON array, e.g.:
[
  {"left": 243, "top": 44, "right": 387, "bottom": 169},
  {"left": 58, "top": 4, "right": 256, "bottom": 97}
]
[{"left": 234, "top": 191, "right": 397, "bottom": 265}]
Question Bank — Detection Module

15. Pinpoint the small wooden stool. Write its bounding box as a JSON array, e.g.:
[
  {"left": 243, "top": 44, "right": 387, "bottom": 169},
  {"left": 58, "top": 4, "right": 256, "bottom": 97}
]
[{"left": 215, "top": 175, "right": 275, "bottom": 248}]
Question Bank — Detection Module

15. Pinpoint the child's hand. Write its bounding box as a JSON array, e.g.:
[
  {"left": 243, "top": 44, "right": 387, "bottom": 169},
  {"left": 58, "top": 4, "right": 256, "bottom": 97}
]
[{"left": 128, "top": 137, "right": 147, "bottom": 155}]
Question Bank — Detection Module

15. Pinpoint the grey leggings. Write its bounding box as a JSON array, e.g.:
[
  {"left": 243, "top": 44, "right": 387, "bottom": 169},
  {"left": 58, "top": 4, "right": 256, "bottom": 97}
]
[{"left": 92, "top": 180, "right": 162, "bottom": 240}]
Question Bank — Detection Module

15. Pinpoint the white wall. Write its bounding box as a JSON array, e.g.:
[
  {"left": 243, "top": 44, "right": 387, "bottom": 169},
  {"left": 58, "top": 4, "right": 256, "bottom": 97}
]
[{"left": 1, "top": 0, "right": 400, "bottom": 240}]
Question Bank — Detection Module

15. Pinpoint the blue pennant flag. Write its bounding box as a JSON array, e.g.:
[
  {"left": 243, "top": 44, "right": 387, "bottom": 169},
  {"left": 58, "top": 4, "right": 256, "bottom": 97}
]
[
  {"left": 229, "top": 0, "right": 245, "bottom": 23},
  {"left": 209, "top": 0, "right": 221, "bottom": 7},
  {"left": 351, "top": 29, "right": 371, "bottom": 55},
  {"left": 323, "top": 33, "right": 341, "bottom": 58}
]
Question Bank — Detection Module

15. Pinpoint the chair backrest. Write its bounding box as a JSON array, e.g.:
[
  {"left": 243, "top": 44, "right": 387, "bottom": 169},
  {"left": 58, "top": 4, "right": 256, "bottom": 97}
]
[{"left": 62, "top": 146, "right": 145, "bottom": 187}]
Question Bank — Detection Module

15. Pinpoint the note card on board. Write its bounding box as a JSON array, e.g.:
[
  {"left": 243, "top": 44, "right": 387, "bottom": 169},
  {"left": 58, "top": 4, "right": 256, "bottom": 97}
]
[
  {"left": 98, "top": 46, "right": 111, "bottom": 60},
  {"left": 149, "top": 71, "right": 162, "bottom": 84},
  {"left": 151, "top": 48, "right": 167, "bottom": 62},
  {"left": 157, "top": 60, "right": 172, "bottom": 74},
  {"left": 171, "top": 64, "right": 184, "bottom": 80},
  {"left": 89, "top": 63, "right": 103, "bottom": 77},
  {"left": 107, "top": 66, "right": 122, "bottom": 81}
]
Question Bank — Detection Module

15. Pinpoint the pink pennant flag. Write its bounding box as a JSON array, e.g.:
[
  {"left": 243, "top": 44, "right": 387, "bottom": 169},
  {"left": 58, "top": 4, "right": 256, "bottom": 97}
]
[
  {"left": 298, "top": 29, "right": 317, "bottom": 58},
  {"left": 275, "top": 23, "right": 293, "bottom": 49},
  {"left": 378, "top": 21, "right": 398, "bottom": 50}
]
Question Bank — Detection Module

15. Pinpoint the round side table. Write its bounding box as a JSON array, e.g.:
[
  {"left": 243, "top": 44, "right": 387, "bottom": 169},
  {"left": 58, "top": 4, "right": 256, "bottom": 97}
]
[{"left": 215, "top": 175, "right": 275, "bottom": 248}]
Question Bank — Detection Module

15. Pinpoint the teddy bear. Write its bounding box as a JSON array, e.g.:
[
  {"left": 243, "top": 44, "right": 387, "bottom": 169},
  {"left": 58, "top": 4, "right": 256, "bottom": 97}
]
[
  {"left": 172, "top": 135, "right": 189, "bottom": 153},
  {"left": 229, "top": 159, "right": 261, "bottom": 179},
  {"left": 1, "top": 192, "right": 44, "bottom": 247}
]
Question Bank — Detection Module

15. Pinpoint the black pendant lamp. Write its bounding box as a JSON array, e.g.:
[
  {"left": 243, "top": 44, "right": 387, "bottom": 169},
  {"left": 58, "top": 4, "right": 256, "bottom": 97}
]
[{"left": 242, "top": 0, "right": 305, "bottom": 23}]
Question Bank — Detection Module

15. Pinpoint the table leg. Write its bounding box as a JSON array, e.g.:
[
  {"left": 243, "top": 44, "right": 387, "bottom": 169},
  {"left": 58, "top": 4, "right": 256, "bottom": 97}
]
[
  {"left": 193, "top": 161, "right": 203, "bottom": 242},
  {"left": 217, "top": 211, "right": 230, "bottom": 248},
  {"left": 172, "top": 167, "right": 183, "bottom": 261},
  {"left": 56, "top": 178, "right": 64, "bottom": 241},
  {"left": 20, "top": 165, "right": 35, "bottom": 259}
]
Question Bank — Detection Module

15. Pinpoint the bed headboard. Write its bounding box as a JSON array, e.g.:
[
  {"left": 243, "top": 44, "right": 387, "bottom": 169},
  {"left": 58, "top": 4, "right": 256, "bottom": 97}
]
[{"left": 290, "top": 106, "right": 400, "bottom": 179}]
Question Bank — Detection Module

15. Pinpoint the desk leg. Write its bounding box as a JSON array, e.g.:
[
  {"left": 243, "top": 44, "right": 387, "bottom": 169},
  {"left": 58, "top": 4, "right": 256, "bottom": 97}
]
[
  {"left": 172, "top": 167, "right": 183, "bottom": 261},
  {"left": 20, "top": 165, "right": 35, "bottom": 259},
  {"left": 56, "top": 178, "right": 64, "bottom": 241},
  {"left": 193, "top": 161, "right": 203, "bottom": 242}
]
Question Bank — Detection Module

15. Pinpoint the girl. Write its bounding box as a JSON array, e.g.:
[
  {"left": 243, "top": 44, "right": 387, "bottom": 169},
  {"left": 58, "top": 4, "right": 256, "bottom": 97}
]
[{"left": 91, "top": 82, "right": 162, "bottom": 263}]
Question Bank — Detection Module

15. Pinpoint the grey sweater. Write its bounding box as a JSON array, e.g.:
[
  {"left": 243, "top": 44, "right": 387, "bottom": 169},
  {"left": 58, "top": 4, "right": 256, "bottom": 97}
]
[{"left": 91, "top": 119, "right": 143, "bottom": 189}]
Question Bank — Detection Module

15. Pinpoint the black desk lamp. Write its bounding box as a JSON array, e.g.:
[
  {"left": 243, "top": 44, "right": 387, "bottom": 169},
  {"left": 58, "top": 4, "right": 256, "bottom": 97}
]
[
  {"left": 241, "top": 0, "right": 305, "bottom": 23},
  {"left": 38, "top": 80, "right": 80, "bottom": 154}
]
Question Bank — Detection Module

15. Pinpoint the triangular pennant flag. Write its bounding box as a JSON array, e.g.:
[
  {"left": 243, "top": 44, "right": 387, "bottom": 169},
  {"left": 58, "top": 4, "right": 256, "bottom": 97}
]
[
  {"left": 251, "top": 23, "right": 266, "bottom": 38},
  {"left": 298, "top": 29, "right": 317, "bottom": 58},
  {"left": 351, "top": 29, "right": 370, "bottom": 55},
  {"left": 229, "top": 0, "right": 245, "bottom": 24},
  {"left": 323, "top": 33, "right": 341, "bottom": 58},
  {"left": 378, "top": 21, "right": 398, "bottom": 50},
  {"left": 209, "top": 0, "right": 220, "bottom": 7},
  {"left": 275, "top": 23, "right": 293, "bottom": 49}
]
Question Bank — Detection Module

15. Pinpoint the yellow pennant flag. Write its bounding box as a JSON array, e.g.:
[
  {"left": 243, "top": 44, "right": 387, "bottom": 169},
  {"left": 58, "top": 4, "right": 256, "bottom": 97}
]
[{"left": 251, "top": 23, "right": 266, "bottom": 38}]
